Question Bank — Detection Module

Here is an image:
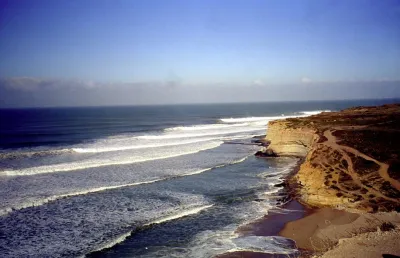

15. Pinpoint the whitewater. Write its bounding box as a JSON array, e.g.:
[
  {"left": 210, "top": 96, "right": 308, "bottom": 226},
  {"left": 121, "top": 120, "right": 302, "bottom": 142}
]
[{"left": 0, "top": 104, "right": 335, "bottom": 258}]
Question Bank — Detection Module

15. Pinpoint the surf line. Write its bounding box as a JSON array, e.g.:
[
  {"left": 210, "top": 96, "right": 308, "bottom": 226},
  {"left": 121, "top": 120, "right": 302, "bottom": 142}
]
[
  {"left": 3, "top": 141, "right": 223, "bottom": 176},
  {"left": 219, "top": 110, "right": 330, "bottom": 123},
  {"left": 0, "top": 156, "right": 249, "bottom": 216},
  {"left": 87, "top": 204, "right": 214, "bottom": 255},
  {"left": 72, "top": 137, "right": 220, "bottom": 153}
]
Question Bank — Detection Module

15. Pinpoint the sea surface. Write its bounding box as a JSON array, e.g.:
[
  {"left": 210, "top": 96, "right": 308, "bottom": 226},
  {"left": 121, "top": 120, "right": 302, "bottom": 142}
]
[{"left": 0, "top": 99, "right": 397, "bottom": 257}]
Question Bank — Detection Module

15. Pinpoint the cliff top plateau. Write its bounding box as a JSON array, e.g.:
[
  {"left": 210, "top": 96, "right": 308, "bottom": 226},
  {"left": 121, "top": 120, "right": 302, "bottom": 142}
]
[{"left": 267, "top": 104, "right": 400, "bottom": 212}]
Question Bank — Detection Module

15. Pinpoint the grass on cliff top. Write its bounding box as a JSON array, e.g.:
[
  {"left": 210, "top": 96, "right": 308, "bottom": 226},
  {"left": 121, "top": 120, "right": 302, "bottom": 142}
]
[
  {"left": 276, "top": 104, "right": 400, "bottom": 212},
  {"left": 280, "top": 104, "right": 400, "bottom": 131}
]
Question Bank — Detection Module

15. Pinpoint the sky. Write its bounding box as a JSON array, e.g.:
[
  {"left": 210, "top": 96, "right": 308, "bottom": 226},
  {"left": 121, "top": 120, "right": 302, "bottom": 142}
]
[{"left": 0, "top": 0, "right": 400, "bottom": 107}]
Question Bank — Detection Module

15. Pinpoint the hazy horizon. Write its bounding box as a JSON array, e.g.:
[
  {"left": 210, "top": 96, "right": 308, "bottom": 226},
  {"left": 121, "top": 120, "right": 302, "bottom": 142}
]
[{"left": 1, "top": 0, "right": 399, "bottom": 107}]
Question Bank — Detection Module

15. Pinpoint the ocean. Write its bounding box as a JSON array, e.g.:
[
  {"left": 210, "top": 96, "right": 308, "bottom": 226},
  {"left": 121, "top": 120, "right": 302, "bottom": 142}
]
[{"left": 0, "top": 99, "right": 397, "bottom": 257}]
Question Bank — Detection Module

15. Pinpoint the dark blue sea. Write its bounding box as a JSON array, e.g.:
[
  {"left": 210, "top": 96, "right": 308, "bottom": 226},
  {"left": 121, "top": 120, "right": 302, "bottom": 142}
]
[{"left": 0, "top": 99, "right": 398, "bottom": 257}]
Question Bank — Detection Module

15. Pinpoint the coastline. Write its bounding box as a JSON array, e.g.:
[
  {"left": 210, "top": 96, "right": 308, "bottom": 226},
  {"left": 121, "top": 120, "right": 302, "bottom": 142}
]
[
  {"left": 216, "top": 158, "right": 315, "bottom": 258},
  {"left": 219, "top": 104, "right": 400, "bottom": 258},
  {"left": 2, "top": 101, "right": 400, "bottom": 257},
  {"left": 268, "top": 104, "right": 400, "bottom": 257}
]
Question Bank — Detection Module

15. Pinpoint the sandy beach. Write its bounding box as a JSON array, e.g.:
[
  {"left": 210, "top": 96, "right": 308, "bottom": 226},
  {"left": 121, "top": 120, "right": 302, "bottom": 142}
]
[
  {"left": 217, "top": 199, "right": 311, "bottom": 258},
  {"left": 280, "top": 207, "right": 400, "bottom": 253}
]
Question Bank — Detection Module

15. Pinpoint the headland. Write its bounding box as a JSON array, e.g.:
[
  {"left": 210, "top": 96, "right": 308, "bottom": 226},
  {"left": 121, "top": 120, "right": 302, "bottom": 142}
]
[{"left": 263, "top": 103, "right": 400, "bottom": 257}]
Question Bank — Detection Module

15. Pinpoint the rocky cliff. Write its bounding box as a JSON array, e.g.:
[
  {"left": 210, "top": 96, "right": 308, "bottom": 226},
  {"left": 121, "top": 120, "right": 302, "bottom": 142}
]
[
  {"left": 265, "top": 120, "right": 316, "bottom": 157},
  {"left": 263, "top": 104, "right": 400, "bottom": 212}
]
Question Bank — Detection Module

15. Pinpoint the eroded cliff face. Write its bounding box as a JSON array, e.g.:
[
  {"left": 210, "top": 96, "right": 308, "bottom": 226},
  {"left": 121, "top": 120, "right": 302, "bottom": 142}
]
[
  {"left": 264, "top": 120, "right": 352, "bottom": 208},
  {"left": 265, "top": 121, "right": 316, "bottom": 157},
  {"left": 295, "top": 144, "right": 356, "bottom": 209},
  {"left": 263, "top": 105, "right": 400, "bottom": 212}
]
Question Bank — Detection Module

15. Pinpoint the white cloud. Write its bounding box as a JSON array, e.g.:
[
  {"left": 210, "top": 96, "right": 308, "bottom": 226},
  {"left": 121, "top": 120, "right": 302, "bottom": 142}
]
[
  {"left": 252, "top": 79, "right": 264, "bottom": 86},
  {"left": 0, "top": 77, "right": 164, "bottom": 92},
  {"left": 301, "top": 77, "right": 312, "bottom": 83}
]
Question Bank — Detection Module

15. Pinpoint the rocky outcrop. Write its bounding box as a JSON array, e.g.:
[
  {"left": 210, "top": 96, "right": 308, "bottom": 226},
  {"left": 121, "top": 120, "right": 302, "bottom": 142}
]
[
  {"left": 255, "top": 148, "right": 277, "bottom": 157},
  {"left": 262, "top": 121, "right": 351, "bottom": 208},
  {"left": 263, "top": 121, "right": 317, "bottom": 157}
]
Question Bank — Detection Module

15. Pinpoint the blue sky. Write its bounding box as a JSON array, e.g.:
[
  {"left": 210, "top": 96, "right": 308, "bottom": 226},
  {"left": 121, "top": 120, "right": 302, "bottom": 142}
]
[{"left": 0, "top": 0, "right": 399, "bottom": 106}]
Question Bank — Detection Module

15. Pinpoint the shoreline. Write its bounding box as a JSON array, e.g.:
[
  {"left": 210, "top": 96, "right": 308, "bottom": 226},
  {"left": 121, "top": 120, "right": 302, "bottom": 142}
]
[
  {"left": 266, "top": 104, "right": 400, "bottom": 257},
  {"left": 219, "top": 104, "right": 400, "bottom": 257},
  {"left": 225, "top": 154, "right": 400, "bottom": 258},
  {"left": 216, "top": 158, "right": 315, "bottom": 258}
]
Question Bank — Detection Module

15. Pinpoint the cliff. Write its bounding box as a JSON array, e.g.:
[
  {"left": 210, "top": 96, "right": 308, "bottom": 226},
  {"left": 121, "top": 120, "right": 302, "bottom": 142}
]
[
  {"left": 265, "top": 120, "right": 316, "bottom": 157},
  {"left": 263, "top": 104, "right": 400, "bottom": 212}
]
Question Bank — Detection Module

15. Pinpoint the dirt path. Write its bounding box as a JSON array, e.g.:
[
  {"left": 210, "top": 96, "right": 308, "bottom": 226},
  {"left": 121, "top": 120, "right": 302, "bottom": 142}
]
[{"left": 322, "top": 129, "right": 400, "bottom": 204}]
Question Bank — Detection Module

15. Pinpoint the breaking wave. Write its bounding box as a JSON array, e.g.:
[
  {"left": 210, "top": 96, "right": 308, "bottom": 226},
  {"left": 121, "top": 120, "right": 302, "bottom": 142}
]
[
  {"left": 137, "top": 128, "right": 263, "bottom": 140},
  {"left": 230, "top": 236, "right": 298, "bottom": 254},
  {"left": 0, "top": 178, "right": 158, "bottom": 216},
  {"left": 0, "top": 156, "right": 249, "bottom": 216},
  {"left": 0, "top": 110, "right": 328, "bottom": 160},
  {"left": 0, "top": 148, "right": 73, "bottom": 159},
  {"left": 3, "top": 141, "right": 223, "bottom": 176},
  {"left": 72, "top": 137, "right": 220, "bottom": 153},
  {"left": 300, "top": 110, "right": 330, "bottom": 115},
  {"left": 144, "top": 204, "right": 214, "bottom": 226},
  {"left": 164, "top": 123, "right": 247, "bottom": 131},
  {"left": 90, "top": 204, "right": 214, "bottom": 254},
  {"left": 219, "top": 110, "right": 330, "bottom": 123}
]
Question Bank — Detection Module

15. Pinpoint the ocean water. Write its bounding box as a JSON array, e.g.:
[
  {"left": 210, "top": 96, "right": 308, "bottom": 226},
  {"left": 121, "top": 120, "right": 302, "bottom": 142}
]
[{"left": 0, "top": 99, "right": 397, "bottom": 257}]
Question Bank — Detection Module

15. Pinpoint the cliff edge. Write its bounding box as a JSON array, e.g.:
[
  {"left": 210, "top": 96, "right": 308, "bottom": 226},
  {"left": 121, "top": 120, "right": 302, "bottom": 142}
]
[{"left": 264, "top": 104, "right": 400, "bottom": 212}]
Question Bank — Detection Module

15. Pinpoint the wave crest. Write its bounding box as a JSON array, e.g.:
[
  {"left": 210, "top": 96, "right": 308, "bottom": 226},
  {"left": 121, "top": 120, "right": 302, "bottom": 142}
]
[
  {"left": 3, "top": 141, "right": 223, "bottom": 176},
  {"left": 0, "top": 156, "right": 249, "bottom": 216},
  {"left": 164, "top": 123, "right": 247, "bottom": 131},
  {"left": 300, "top": 110, "right": 330, "bottom": 115},
  {"left": 220, "top": 110, "right": 330, "bottom": 123}
]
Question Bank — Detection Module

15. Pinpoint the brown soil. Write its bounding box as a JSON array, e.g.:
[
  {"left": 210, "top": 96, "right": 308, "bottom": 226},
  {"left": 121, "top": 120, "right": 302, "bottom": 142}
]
[{"left": 288, "top": 104, "right": 400, "bottom": 212}]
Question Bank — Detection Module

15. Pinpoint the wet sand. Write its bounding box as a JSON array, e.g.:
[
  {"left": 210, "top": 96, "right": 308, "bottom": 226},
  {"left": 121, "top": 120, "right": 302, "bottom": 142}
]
[
  {"left": 279, "top": 207, "right": 360, "bottom": 250},
  {"left": 216, "top": 251, "right": 298, "bottom": 258},
  {"left": 217, "top": 198, "right": 400, "bottom": 257},
  {"left": 216, "top": 199, "right": 314, "bottom": 258},
  {"left": 236, "top": 200, "right": 312, "bottom": 237},
  {"left": 279, "top": 207, "right": 400, "bottom": 255}
]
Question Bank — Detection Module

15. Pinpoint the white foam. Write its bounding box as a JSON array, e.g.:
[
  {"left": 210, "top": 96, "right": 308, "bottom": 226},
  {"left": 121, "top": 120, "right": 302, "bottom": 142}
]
[
  {"left": 301, "top": 110, "right": 331, "bottom": 115},
  {"left": 0, "top": 179, "right": 159, "bottom": 216},
  {"left": 163, "top": 207, "right": 296, "bottom": 257},
  {"left": 144, "top": 204, "right": 214, "bottom": 226},
  {"left": 220, "top": 110, "right": 329, "bottom": 123},
  {"left": 72, "top": 137, "right": 218, "bottom": 153},
  {"left": 0, "top": 156, "right": 249, "bottom": 216},
  {"left": 231, "top": 236, "right": 298, "bottom": 254},
  {"left": 92, "top": 204, "right": 214, "bottom": 254},
  {"left": 73, "top": 134, "right": 260, "bottom": 154},
  {"left": 137, "top": 128, "right": 264, "bottom": 140},
  {"left": 258, "top": 188, "right": 282, "bottom": 197},
  {"left": 179, "top": 227, "right": 238, "bottom": 258},
  {"left": 220, "top": 116, "right": 287, "bottom": 123},
  {"left": 124, "top": 189, "right": 293, "bottom": 257},
  {"left": 165, "top": 123, "right": 247, "bottom": 131},
  {"left": 3, "top": 141, "right": 223, "bottom": 176},
  {"left": 91, "top": 231, "right": 133, "bottom": 253},
  {"left": 182, "top": 156, "right": 248, "bottom": 177},
  {"left": 0, "top": 148, "right": 73, "bottom": 159}
]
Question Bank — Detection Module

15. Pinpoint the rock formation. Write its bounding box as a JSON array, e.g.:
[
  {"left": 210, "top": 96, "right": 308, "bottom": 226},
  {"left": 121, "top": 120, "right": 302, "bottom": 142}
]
[
  {"left": 264, "top": 120, "right": 316, "bottom": 157},
  {"left": 261, "top": 104, "right": 400, "bottom": 212}
]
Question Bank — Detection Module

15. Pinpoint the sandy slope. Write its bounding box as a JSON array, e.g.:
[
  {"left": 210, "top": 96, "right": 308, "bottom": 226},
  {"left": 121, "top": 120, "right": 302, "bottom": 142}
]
[{"left": 318, "top": 229, "right": 400, "bottom": 258}]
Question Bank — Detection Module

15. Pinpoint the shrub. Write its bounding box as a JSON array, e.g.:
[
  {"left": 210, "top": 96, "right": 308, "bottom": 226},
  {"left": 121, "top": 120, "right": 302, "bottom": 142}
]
[{"left": 380, "top": 222, "right": 396, "bottom": 232}]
